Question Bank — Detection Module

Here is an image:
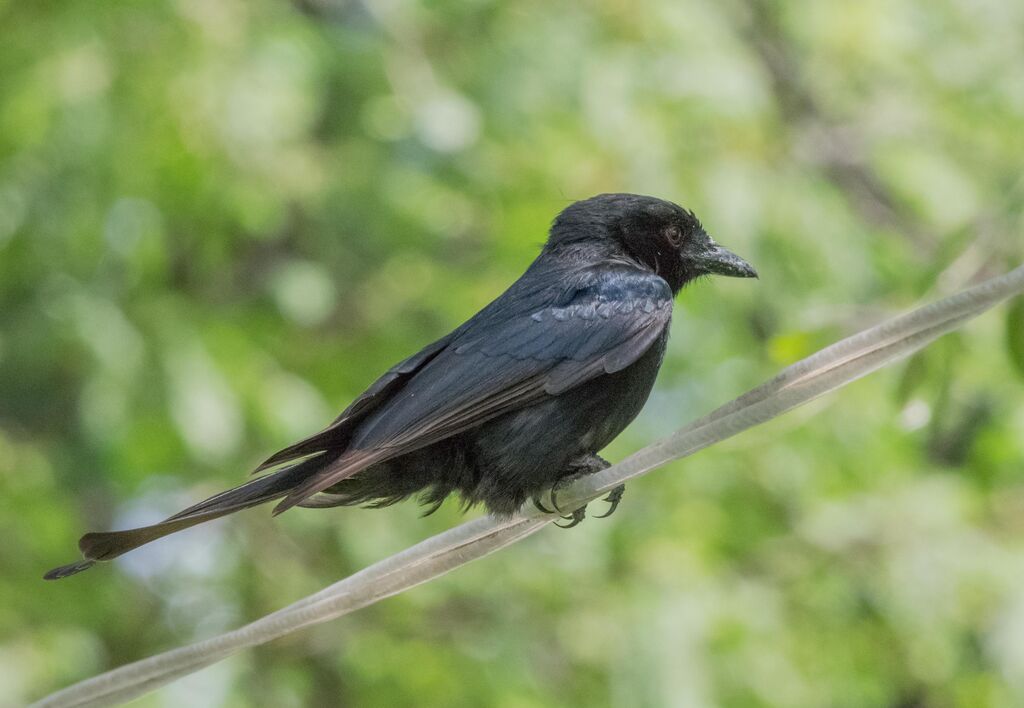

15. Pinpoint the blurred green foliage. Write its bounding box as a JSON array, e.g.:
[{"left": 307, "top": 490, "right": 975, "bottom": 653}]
[{"left": 1, "top": 0, "right": 1023, "bottom": 706}]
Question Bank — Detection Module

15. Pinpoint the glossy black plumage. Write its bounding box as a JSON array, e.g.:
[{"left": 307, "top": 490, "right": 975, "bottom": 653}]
[{"left": 45, "top": 193, "right": 756, "bottom": 579}]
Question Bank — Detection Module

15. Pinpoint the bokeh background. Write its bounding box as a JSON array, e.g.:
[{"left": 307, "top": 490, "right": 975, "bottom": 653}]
[{"left": 2, "top": 0, "right": 1024, "bottom": 705}]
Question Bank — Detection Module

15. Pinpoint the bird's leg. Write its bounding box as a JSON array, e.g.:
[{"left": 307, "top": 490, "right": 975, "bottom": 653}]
[
  {"left": 548, "top": 454, "right": 624, "bottom": 526},
  {"left": 549, "top": 454, "right": 611, "bottom": 513}
]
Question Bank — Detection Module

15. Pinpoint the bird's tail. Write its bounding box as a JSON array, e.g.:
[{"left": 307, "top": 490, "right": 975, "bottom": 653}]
[{"left": 44, "top": 453, "right": 335, "bottom": 580}]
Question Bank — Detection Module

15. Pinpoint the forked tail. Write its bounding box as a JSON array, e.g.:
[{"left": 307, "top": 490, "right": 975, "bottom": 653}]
[{"left": 44, "top": 454, "right": 335, "bottom": 580}]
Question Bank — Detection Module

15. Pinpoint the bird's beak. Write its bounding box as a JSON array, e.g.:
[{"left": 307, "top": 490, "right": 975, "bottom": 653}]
[{"left": 691, "top": 234, "right": 758, "bottom": 279}]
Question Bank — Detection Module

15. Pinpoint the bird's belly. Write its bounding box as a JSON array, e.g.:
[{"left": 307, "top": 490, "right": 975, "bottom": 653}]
[
  {"left": 466, "top": 332, "right": 668, "bottom": 512},
  {"left": 573, "top": 333, "right": 667, "bottom": 451}
]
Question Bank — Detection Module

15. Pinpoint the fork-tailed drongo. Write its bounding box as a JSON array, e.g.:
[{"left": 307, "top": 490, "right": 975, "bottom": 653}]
[{"left": 46, "top": 193, "right": 756, "bottom": 579}]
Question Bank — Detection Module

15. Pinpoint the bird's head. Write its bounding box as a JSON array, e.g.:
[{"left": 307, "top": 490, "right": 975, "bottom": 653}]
[{"left": 548, "top": 193, "right": 757, "bottom": 293}]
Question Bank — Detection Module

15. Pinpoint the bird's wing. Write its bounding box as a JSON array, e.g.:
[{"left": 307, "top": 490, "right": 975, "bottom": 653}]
[{"left": 273, "top": 265, "right": 673, "bottom": 513}]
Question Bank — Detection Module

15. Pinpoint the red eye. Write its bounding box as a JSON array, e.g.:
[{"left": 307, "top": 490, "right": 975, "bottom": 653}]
[{"left": 665, "top": 225, "right": 683, "bottom": 246}]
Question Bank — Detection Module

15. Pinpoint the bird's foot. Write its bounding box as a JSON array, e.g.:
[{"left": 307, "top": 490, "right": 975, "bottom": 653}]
[
  {"left": 548, "top": 472, "right": 588, "bottom": 516},
  {"left": 593, "top": 484, "right": 625, "bottom": 518},
  {"left": 546, "top": 454, "right": 625, "bottom": 528},
  {"left": 555, "top": 506, "right": 586, "bottom": 528},
  {"left": 531, "top": 491, "right": 584, "bottom": 526},
  {"left": 532, "top": 495, "right": 556, "bottom": 515}
]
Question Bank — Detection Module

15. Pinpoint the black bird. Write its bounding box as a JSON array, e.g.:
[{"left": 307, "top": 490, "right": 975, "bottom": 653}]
[{"left": 45, "top": 193, "right": 756, "bottom": 580}]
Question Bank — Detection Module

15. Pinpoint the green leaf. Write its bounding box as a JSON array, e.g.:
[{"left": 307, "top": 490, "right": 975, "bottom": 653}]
[
  {"left": 895, "top": 350, "right": 928, "bottom": 405},
  {"left": 1008, "top": 296, "right": 1024, "bottom": 378}
]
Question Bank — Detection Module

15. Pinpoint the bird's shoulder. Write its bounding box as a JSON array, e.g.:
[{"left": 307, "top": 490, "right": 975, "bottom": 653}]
[
  {"left": 547, "top": 264, "right": 673, "bottom": 316},
  {"left": 449, "top": 263, "right": 672, "bottom": 360}
]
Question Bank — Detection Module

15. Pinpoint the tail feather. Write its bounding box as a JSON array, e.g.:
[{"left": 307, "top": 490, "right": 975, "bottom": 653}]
[
  {"left": 272, "top": 449, "right": 386, "bottom": 516},
  {"left": 43, "top": 454, "right": 332, "bottom": 581},
  {"left": 253, "top": 429, "right": 344, "bottom": 474}
]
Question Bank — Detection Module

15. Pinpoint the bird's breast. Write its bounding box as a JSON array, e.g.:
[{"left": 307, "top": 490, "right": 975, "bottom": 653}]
[{"left": 570, "top": 328, "right": 669, "bottom": 454}]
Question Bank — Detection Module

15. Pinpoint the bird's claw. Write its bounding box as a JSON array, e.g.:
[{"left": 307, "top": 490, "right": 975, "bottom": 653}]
[
  {"left": 546, "top": 456, "right": 621, "bottom": 528},
  {"left": 547, "top": 481, "right": 586, "bottom": 527},
  {"left": 532, "top": 495, "right": 556, "bottom": 515},
  {"left": 593, "top": 484, "right": 625, "bottom": 518},
  {"left": 555, "top": 506, "right": 586, "bottom": 528},
  {"left": 549, "top": 484, "right": 569, "bottom": 515}
]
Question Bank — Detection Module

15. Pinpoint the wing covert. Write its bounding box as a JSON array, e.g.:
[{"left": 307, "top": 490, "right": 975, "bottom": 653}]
[{"left": 354, "top": 266, "right": 672, "bottom": 447}]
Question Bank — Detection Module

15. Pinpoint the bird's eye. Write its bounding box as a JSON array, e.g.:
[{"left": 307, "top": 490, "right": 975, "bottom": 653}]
[{"left": 664, "top": 225, "right": 683, "bottom": 246}]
